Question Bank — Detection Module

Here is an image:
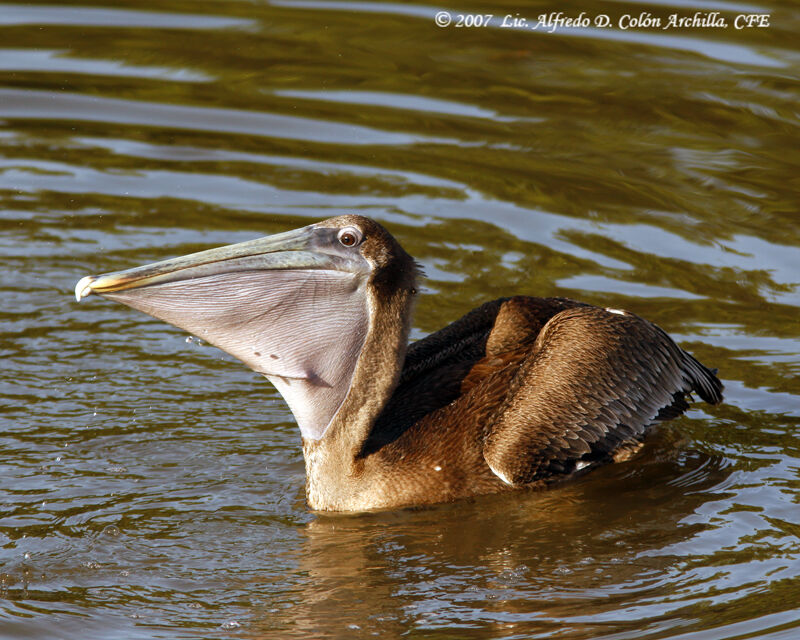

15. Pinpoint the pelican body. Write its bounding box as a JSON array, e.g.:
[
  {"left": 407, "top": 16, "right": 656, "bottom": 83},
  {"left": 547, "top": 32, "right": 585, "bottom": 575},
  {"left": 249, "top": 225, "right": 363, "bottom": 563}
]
[{"left": 75, "top": 216, "right": 722, "bottom": 511}]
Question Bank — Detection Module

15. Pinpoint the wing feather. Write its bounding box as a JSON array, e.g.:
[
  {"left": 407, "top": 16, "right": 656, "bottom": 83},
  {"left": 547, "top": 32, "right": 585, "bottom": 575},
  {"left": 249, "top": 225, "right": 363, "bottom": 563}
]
[{"left": 482, "top": 305, "right": 722, "bottom": 485}]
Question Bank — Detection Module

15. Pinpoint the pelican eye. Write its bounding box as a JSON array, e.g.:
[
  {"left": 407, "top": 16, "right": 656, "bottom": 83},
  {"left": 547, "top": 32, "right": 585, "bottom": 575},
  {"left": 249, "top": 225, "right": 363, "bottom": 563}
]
[{"left": 337, "top": 227, "right": 363, "bottom": 247}]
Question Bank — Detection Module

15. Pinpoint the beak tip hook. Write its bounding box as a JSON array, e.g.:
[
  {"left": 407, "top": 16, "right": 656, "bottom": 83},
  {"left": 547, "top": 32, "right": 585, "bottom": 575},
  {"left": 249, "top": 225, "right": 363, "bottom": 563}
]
[{"left": 75, "top": 276, "right": 96, "bottom": 302}]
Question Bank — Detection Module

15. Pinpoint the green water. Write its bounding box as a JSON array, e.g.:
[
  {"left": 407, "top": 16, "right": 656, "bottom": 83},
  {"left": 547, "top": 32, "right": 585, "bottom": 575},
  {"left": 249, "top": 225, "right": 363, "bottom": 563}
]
[{"left": 1, "top": 1, "right": 798, "bottom": 638}]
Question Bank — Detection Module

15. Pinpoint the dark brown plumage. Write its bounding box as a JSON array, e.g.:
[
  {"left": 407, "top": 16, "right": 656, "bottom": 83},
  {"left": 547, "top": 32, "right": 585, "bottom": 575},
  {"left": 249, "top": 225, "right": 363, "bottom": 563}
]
[{"left": 75, "top": 215, "right": 723, "bottom": 512}]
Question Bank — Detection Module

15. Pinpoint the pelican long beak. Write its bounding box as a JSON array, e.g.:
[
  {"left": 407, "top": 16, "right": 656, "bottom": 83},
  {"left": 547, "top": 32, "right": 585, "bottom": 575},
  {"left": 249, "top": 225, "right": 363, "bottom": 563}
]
[{"left": 75, "top": 224, "right": 361, "bottom": 302}]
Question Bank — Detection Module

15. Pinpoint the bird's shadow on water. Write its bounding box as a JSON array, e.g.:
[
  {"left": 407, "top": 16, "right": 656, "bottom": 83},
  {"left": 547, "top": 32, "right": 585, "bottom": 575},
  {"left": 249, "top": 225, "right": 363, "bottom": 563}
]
[{"left": 248, "top": 424, "right": 733, "bottom": 639}]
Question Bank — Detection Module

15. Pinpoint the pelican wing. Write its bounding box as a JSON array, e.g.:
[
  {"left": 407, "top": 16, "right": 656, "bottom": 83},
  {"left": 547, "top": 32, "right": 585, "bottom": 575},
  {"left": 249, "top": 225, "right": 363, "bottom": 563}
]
[{"left": 481, "top": 305, "right": 723, "bottom": 485}]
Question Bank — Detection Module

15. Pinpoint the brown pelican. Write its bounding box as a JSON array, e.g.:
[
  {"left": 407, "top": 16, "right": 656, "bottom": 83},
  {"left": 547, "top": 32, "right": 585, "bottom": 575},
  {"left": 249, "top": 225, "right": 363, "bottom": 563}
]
[{"left": 75, "top": 215, "right": 722, "bottom": 512}]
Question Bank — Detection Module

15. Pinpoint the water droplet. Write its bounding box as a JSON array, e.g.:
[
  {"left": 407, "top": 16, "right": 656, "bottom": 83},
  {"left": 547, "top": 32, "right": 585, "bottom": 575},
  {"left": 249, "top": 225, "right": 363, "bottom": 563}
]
[
  {"left": 103, "top": 525, "right": 121, "bottom": 537},
  {"left": 106, "top": 465, "right": 127, "bottom": 473},
  {"left": 220, "top": 620, "right": 241, "bottom": 630}
]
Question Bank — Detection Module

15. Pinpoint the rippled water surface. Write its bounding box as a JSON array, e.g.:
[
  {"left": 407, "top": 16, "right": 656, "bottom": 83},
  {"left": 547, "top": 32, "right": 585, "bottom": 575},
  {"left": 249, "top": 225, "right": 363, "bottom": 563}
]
[{"left": 2, "top": 1, "right": 799, "bottom": 638}]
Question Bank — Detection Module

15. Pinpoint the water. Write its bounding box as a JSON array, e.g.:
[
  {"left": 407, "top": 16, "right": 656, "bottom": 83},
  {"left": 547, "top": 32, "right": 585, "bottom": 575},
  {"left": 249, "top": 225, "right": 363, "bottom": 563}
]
[{"left": 1, "top": 1, "right": 799, "bottom": 637}]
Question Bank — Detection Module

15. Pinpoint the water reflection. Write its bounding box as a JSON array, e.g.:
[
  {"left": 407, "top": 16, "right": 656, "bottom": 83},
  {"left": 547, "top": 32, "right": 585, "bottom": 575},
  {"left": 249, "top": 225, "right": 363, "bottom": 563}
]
[
  {"left": 0, "top": 89, "right": 437, "bottom": 145},
  {"left": 266, "top": 437, "right": 734, "bottom": 638},
  {"left": 0, "top": 4, "right": 253, "bottom": 29},
  {"left": 0, "top": 49, "right": 212, "bottom": 82}
]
